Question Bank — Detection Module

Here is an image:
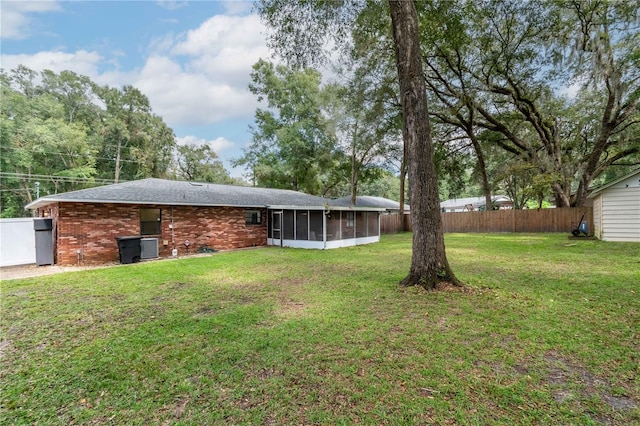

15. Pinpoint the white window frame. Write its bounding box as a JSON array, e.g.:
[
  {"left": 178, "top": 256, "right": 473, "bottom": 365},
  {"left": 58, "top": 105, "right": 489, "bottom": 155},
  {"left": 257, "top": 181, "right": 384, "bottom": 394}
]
[{"left": 245, "top": 209, "right": 262, "bottom": 225}]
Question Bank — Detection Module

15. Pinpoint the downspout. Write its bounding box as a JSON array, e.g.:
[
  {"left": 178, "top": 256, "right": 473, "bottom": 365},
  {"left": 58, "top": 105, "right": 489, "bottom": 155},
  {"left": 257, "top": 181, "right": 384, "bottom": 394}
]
[
  {"left": 280, "top": 211, "right": 283, "bottom": 248},
  {"left": 171, "top": 205, "right": 177, "bottom": 257},
  {"left": 323, "top": 207, "right": 328, "bottom": 249},
  {"left": 278, "top": 210, "right": 284, "bottom": 248},
  {"left": 354, "top": 210, "right": 357, "bottom": 244}
]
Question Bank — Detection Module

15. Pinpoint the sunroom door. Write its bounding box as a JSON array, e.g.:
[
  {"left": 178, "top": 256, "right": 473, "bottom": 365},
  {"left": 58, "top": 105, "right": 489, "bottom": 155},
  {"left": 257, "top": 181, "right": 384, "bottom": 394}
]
[{"left": 271, "top": 211, "right": 282, "bottom": 241}]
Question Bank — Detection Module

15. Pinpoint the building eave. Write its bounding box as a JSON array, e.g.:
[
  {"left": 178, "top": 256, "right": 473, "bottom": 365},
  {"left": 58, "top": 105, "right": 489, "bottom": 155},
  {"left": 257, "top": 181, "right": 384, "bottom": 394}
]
[
  {"left": 26, "top": 197, "right": 269, "bottom": 210},
  {"left": 267, "top": 205, "right": 385, "bottom": 211},
  {"left": 588, "top": 168, "right": 640, "bottom": 198}
]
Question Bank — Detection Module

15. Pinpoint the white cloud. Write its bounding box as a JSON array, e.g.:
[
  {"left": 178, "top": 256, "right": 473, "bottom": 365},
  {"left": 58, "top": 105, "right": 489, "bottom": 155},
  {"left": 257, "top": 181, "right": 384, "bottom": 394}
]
[
  {"left": 131, "top": 14, "right": 269, "bottom": 125},
  {"left": 148, "top": 32, "right": 180, "bottom": 56},
  {"left": 188, "top": 45, "right": 268, "bottom": 87},
  {"left": 222, "top": 1, "right": 254, "bottom": 16},
  {"left": 0, "top": 50, "right": 103, "bottom": 77},
  {"left": 0, "top": 1, "right": 61, "bottom": 40},
  {"left": 171, "top": 14, "right": 266, "bottom": 57},
  {"left": 133, "top": 55, "right": 259, "bottom": 125},
  {"left": 1, "top": 11, "right": 269, "bottom": 128},
  {"left": 156, "top": 1, "right": 188, "bottom": 11},
  {"left": 176, "top": 135, "right": 234, "bottom": 154}
]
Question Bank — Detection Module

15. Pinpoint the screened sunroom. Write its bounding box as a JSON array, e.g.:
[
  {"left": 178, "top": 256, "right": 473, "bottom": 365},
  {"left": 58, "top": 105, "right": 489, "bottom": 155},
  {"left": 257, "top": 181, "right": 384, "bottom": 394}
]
[{"left": 266, "top": 207, "right": 383, "bottom": 249}]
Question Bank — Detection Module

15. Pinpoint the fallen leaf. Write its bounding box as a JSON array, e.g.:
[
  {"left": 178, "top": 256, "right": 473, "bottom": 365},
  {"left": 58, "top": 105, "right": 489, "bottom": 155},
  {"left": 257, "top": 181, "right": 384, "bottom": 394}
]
[{"left": 174, "top": 396, "right": 190, "bottom": 419}]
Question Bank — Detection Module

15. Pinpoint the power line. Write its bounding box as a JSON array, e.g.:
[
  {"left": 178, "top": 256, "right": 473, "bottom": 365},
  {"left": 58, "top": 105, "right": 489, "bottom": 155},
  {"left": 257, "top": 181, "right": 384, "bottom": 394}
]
[
  {"left": 1, "top": 145, "right": 149, "bottom": 164},
  {"left": 0, "top": 172, "right": 121, "bottom": 184},
  {"left": 0, "top": 188, "right": 31, "bottom": 193}
]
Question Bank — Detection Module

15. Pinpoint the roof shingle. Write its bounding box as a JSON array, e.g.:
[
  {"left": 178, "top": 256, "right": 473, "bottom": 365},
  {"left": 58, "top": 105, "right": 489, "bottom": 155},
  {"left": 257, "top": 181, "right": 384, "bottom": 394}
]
[{"left": 27, "top": 178, "right": 330, "bottom": 209}]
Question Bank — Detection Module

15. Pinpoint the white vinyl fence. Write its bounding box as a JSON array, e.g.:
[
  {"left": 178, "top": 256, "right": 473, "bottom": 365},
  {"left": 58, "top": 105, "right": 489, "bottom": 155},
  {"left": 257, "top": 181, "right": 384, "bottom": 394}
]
[{"left": 0, "top": 218, "right": 36, "bottom": 267}]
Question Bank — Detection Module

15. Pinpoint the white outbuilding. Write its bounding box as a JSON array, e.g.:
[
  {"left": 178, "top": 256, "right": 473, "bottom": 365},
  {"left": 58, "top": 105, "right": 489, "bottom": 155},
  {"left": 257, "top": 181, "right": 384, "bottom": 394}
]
[{"left": 589, "top": 168, "right": 640, "bottom": 242}]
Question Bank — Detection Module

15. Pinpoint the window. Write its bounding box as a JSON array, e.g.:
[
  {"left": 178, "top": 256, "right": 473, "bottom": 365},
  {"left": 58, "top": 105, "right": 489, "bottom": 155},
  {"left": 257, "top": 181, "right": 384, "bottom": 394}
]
[
  {"left": 346, "top": 211, "right": 355, "bottom": 228},
  {"left": 245, "top": 210, "right": 262, "bottom": 225},
  {"left": 140, "top": 208, "right": 161, "bottom": 235}
]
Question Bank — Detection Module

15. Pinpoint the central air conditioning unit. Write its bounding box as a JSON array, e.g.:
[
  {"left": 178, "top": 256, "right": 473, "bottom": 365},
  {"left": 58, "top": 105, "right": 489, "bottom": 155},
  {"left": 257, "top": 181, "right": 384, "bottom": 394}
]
[{"left": 140, "top": 238, "right": 159, "bottom": 259}]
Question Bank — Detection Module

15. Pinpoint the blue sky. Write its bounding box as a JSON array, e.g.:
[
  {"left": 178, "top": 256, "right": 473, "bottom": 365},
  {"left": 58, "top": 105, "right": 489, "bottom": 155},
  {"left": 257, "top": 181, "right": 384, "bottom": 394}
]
[{"left": 1, "top": 1, "right": 272, "bottom": 178}]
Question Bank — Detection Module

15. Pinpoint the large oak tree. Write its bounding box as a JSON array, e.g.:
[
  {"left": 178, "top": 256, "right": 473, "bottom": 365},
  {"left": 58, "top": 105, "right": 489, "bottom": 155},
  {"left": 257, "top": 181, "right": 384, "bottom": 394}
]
[
  {"left": 420, "top": 0, "right": 639, "bottom": 207},
  {"left": 257, "top": 0, "right": 459, "bottom": 289}
]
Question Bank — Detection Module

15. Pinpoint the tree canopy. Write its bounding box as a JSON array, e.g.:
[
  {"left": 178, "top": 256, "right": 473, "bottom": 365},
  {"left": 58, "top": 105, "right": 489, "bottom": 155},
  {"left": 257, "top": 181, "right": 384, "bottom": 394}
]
[
  {"left": 3, "top": 0, "right": 637, "bottom": 217},
  {"left": 256, "top": 0, "right": 459, "bottom": 289},
  {"left": 0, "top": 66, "right": 237, "bottom": 217},
  {"left": 420, "top": 0, "right": 639, "bottom": 206},
  {"left": 235, "top": 59, "right": 343, "bottom": 195},
  {"left": 253, "top": 0, "right": 638, "bottom": 287}
]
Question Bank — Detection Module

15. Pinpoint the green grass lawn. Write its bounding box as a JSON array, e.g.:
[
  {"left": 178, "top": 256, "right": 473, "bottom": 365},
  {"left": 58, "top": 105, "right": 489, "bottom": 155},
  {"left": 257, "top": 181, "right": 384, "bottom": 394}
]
[{"left": 1, "top": 233, "right": 639, "bottom": 425}]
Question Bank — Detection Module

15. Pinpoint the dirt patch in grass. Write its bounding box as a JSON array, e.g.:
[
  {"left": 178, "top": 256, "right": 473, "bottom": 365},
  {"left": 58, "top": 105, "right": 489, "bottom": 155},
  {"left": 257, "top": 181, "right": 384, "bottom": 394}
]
[
  {"left": 275, "top": 285, "right": 307, "bottom": 318},
  {"left": 397, "top": 280, "right": 479, "bottom": 295},
  {"left": 434, "top": 281, "right": 476, "bottom": 293},
  {"left": 0, "top": 339, "right": 10, "bottom": 356},
  {"left": 275, "top": 299, "right": 306, "bottom": 319},
  {"left": 192, "top": 305, "right": 219, "bottom": 318},
  {"left": 543, "top": 351, "right": 638, "bottom": 423}
]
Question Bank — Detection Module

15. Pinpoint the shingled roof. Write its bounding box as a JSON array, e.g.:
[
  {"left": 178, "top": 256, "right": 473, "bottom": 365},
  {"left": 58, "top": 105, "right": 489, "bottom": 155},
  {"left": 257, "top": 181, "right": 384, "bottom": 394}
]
[
  {"left": 26, "top": 178, "right": 330, "bottom": 210},
  {"left": 332, "top": 195, "right": 410, "bottom": 211}
]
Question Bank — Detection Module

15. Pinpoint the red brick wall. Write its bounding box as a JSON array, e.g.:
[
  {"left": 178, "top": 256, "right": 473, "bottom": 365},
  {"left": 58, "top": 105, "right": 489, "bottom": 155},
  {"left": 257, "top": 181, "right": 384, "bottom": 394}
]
[{"left": 51, "top": 203, "right": 267, "bottom": 265}]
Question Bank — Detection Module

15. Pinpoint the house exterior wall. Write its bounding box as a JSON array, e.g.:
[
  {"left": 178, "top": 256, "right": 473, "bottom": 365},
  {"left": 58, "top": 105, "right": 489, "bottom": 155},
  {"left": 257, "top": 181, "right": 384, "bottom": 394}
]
[
  {"left": 597, "top": 173, "right": 640, "bottom": 242},
  {"left": 52, "top": 202, "right": 267, "bottom": 265}
]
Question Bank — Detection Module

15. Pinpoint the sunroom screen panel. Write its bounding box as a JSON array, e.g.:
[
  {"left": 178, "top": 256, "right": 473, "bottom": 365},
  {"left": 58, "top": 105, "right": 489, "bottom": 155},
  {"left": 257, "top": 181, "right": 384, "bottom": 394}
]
[
  {"left": 368, "top": 212, "right": 379, "bottom": 236},
  {"left": 296, "top": 210, "right": 309, "bottom": 240},
  {"left": 356, "top": 211, "right": 367, "bottom": 237},
  {"left": 309, "top": 211, "right": 323, "bottom": 241},
  {"left": 283, "top": 210, "right": 295, "bottom": 240},
  {"left": 342, "top": 211, "right": 355, "bottom": 239},
  {"left": 326, "top": 212, "right": 341, "bottom": 241}
]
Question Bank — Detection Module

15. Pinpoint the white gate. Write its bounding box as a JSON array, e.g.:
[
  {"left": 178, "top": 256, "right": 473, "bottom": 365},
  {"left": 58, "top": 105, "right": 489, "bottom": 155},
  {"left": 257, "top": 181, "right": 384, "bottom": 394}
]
[{"left": 0, "top": 218, "right": 36, "bottom": 267}]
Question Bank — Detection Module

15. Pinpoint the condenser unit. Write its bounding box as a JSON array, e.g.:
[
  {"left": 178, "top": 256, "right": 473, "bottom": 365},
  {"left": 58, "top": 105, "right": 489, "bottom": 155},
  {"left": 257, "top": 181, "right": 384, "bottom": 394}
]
[{"left": 140, "top": 238, "right": 159, "bottom": 259}]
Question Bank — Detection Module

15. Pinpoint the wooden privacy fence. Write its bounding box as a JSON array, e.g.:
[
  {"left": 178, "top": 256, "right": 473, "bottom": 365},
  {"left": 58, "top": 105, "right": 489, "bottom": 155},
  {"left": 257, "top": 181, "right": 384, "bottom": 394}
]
[
  {"left": 441, "top": 207, "right": 592, "bottom": 233},
  {"left": 379, "top": 213, "right": 409, "bottom": 234},
  {"left": 380, "top": 207, "right": 592, "bottom": 234}
]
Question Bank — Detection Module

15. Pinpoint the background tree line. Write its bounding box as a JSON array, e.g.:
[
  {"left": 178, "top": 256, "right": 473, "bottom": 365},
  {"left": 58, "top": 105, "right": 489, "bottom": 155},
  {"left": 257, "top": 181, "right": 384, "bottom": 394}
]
[
  {"left": 0, "top": 66, "right": 238, "bottom": 217},
  {"left": 2, "top": 0, "right": 638, "bottom": 218},
  {"left": 243, "top": 0, "right": 638, "bottom": 209},
  {"left": 252, "top": 0, "right": 638, "bottom": 289}
]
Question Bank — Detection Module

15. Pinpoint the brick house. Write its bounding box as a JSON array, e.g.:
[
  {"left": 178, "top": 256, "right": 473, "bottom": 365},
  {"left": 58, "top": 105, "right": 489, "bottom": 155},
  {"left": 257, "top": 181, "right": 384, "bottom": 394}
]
[{"left": 26, "top": 178, "right": 383, "bottom": 265}]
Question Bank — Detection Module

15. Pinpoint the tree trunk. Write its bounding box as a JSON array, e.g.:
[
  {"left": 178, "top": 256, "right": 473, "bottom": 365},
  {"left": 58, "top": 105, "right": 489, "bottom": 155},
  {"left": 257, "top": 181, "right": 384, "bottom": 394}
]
[
  {"left": 552, "top": 182, "right": 571, "bottom": 207},
  {"left": 468, "top": 131, "right": 492, "bottom": 210},
  {"left": 398, "top": 140, "right": 407, "bottom": 216},
  {"left": 350, "top": 144, "right": 358, "bottom": 205},
  {"left": 389, "top": 0, "right": 459, "bottom": 289}
]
